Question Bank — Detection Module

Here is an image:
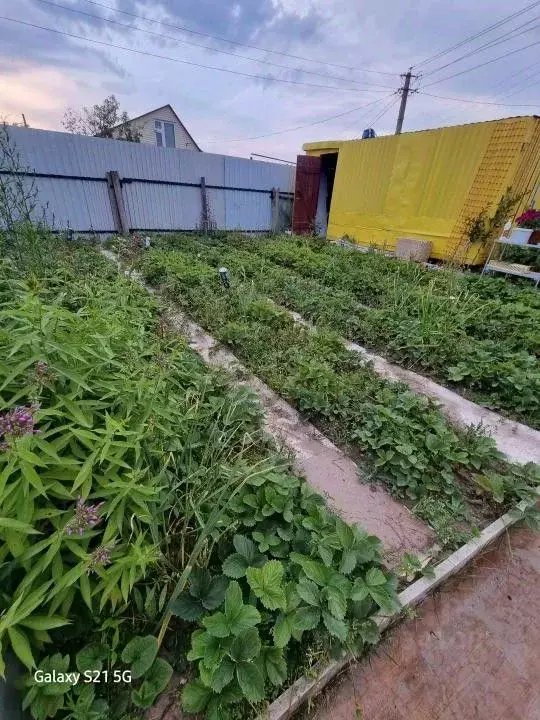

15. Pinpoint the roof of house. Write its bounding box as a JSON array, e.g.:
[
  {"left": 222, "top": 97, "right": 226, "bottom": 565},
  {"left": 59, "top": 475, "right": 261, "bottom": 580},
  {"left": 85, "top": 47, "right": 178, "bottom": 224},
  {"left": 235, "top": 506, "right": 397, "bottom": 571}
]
[
  {"left": 113, "top": 104, "right": 201, "bottom": 151},
  {"left": 303, "top": 114, "right": 540, "bottom": 152}
]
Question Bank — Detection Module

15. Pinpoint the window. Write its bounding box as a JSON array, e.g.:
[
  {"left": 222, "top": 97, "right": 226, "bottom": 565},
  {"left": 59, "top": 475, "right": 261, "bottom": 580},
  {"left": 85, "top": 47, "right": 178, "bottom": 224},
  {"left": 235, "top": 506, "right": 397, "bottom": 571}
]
[{"left": 154, "top": 120, "right": 176, "bottom": 148}]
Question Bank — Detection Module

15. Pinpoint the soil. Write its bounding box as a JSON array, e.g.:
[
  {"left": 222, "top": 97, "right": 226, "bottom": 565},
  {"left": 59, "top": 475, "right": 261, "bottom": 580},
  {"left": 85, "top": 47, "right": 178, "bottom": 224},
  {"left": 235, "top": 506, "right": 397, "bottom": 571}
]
[{"left": 307, "top": 525, "right": 540, "bottom": 720}]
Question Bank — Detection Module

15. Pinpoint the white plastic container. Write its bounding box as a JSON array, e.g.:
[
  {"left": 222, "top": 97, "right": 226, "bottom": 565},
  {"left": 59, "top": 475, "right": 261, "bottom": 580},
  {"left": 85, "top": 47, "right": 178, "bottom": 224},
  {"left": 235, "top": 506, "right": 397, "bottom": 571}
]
[{"left": 509, "top": 227, "right": 533, "bottom": 245}]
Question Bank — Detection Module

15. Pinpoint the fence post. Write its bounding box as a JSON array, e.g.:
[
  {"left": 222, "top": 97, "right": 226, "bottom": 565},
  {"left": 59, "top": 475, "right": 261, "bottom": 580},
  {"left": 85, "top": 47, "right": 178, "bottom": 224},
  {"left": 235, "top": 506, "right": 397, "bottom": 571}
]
[
  {"left": 105, "top": 172, "right": 121, "bottom": 234},
  {"left": 271, "top": 187, "right": 280, "bottom": 232},
  {"left": 200, "top": 176, "right": 209, "bottom": 233},
  {"left": 106, "top": 170, "right": 129, "bottom": 235}
]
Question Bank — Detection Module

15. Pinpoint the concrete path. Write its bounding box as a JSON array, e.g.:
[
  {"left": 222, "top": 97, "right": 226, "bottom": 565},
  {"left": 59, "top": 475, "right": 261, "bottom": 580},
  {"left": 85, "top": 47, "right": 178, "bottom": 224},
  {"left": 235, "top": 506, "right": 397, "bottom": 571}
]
[
  {"left": 165, "top": 309, "right": 435, "bottom": 565},
  {"left": 286, "top": 310, "right": 540, "bottom": 466},
  {"left": 102, "top": 250, "right": 434, "bottom": 562},
  {"left": 310, "top": 526, "right": 540, "bottom": 720}
]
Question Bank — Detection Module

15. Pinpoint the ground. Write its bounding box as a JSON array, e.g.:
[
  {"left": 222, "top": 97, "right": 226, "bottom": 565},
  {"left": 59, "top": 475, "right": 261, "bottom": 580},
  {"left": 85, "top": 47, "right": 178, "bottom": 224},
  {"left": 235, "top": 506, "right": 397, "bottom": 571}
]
[{"left": 310, "top": 525, "right": 540, "bottom": 720}]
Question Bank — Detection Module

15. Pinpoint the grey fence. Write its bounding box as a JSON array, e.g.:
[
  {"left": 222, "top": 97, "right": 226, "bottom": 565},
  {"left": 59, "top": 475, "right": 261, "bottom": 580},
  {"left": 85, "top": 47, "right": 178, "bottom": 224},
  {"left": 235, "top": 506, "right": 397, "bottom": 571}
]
[{"left": 1, "top": 127, "right": 295, "bottom": 235}]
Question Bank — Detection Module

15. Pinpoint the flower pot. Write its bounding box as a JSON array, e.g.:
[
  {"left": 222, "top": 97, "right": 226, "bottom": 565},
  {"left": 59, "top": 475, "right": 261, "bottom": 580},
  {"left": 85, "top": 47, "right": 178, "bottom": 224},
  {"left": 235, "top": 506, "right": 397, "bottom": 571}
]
[
  {"left": 509, "top": 227, "right": 533, "bottom": 245},
  {"left": 528, "top": 229, "right": 540, "bottom": 245}
]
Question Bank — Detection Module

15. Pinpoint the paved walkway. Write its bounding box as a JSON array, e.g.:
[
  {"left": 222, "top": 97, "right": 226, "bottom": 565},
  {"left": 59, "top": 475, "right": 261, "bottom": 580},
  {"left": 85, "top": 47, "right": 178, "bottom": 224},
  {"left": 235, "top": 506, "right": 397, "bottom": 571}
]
[{"left": 310, "top": 526, "right": 540, "bottom": 720}]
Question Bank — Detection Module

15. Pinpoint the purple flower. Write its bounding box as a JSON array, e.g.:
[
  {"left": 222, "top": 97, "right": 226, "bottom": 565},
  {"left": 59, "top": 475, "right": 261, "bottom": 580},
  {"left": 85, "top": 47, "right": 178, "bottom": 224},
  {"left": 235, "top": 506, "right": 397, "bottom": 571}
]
[
  {"left": 0, "top": 404, "right": 40, "bottom": 446},
  {"left": 88, "top": 543, "right": 114, "bottom": 573},
  {"left": 64, "top": 497, "right": 104, "bottom": 536}
]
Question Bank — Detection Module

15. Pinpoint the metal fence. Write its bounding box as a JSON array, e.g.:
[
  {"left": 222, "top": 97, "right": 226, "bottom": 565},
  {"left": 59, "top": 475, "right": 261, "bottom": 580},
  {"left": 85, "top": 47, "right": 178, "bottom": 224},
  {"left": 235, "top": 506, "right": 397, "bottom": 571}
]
[{"left": 1, "top": 127, "right": 295, "bottom": 234}]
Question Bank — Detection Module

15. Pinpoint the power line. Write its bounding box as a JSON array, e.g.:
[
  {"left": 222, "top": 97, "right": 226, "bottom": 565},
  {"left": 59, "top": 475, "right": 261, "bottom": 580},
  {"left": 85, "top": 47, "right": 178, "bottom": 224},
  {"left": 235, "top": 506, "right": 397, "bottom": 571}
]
[
  {"left": 422, "top": 38, "right": 540, "bottom": 88},
  {"left": 492, "top": 62, "right": 540, "bottom": 98},
  {"left": 203, "top": 95, "right": 395, "bottom": 144},
  {"left": 35, "top": 0, "right": 395, "bottom": 90},
  {"left": 77, "top": 0, "right": 397, "bottom": 77},
  {"left": 497, "top": 75, "right": 540, "bottom": 99},
  {"left": 486, "top": 59, "right": 540, "bottom": 94},
  {"left": 420, "top": 16, "right": 540, "bottom": 79},
  {"left": 415, "top": 0, "right": 540, "bottom": 68},
  {"left": 341, "top": 95, "right": 399, "bottom": 132},
  {"left": 418, "top": 91, "right": 539, "bottom": 108},
  {"left": 0, "top": 15, "right": 392, "bottom": 94}
]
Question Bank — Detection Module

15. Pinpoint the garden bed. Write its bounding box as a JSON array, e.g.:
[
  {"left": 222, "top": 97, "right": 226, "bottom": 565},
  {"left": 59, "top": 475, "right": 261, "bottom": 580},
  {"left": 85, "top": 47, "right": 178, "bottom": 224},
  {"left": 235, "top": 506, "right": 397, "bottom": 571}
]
[
  {"left": 129, "top": 239, "right": 539, "bottom": 551},
  {"left": 147, "top": 234, "right": 540, "bottom": 430},
  {"left": 0, "top": 236, "right": 406, "bottom": 720}
]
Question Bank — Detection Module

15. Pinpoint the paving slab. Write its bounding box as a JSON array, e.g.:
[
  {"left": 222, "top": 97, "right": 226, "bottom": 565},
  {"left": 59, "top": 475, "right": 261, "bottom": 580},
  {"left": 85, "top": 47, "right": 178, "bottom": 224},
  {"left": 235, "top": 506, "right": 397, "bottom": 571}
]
[{"left": 310, "top": 526, "right": 540, "bottom": 720}]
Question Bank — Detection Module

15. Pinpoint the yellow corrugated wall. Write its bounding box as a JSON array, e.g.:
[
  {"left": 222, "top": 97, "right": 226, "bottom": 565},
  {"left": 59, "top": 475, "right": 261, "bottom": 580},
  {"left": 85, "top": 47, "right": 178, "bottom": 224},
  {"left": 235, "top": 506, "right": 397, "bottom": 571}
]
[{"left": 304, "top": 117, "right": 540, "bottom": 264}]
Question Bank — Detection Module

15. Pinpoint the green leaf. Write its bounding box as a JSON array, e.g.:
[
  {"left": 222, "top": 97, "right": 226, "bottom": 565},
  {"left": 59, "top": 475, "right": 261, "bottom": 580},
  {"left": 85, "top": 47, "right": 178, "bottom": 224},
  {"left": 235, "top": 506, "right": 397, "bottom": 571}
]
[
  {"left": 246, "top": 560, "right": 286, "bottom": 611},
  {"left": 290, "top": 553, "right": 328, "bottom": 585},
  {"left": 202, "top": 612, "right": 230, "bottom": 639},
  {"left": 294, "top": 606, "right": 320, "bottom": 631},
  {"left": 189, "top": 571, "right": 229, "bottom": 611},
  {"left": 131, "top": 681, "right": 157, "bottom": 709},
  {"left": 262, "top": 647, "right": 287, "bottom": 686},
  {"left": 169, "top": 595, "right": 204, "bottom": 621},
  {"left": 351, "top": 577, "right": 369, "bottom": 602},
  {"left": 366, "top": 568, "right": 387, "bottom": 586},
  {"left": 182, "top": 680, "right": 212, "bottom": 713},
  {"left": 0, "top": 517, "right": 41, "bottom": 534},
  {"left": 224, "top": 581, "right": 260, "bottom": 635},
  {"left": 187, "top": 630, "right": 227, "bottom": 669},
  {"left": 326, "top": 586, "right": 347, "bottom": 620},
  {"left": 296, "top": 578, "right": 320, "bottom": 607},
  {"left": 272, "top": 615, "right": 292, "bottom": 648},
  {"left": 71, "top": 453, "right": 96, "bottom": 493},
  {"left": 209, "top": 657, "right": 235, "bottom": 693},
  {"left": 19, "top": 616, "right": 69, "bottom": 631},
  {"left": 322, "top": 612, "right": 348, "bottom": 642},
  {"left": 145, "top": 658, "right": 173, "bottom": 695},
  {"left": 7, "top": 626, "right": 35, "bottom": 669},
  {"left": 229, "top": 605, "right": 261, "bottom": 636},
  {"left": 233, "top": 534, "right": 257, "bottom": 561},
  {"left": 236, "top": 662, "right": 265, "bottom": 702},
  {"left": 121, "top": 636, "right": 158, "bottom": 679},
  {"left": 76, "top": 644, "right": 107, "bottom": 673},
  {"left": 229, "top": 628, "right": 261, "bottom": 663},
  {"left": 339, "top": 549, "right": 357, "bottom": 575},
  {"left": 335, "top": 518, "right": 355, "bottom": 550},
  {"left": 222, "top": 553, "right": 249, "bottom": 578},
  {"left": 368, "top": 585, "right": 401, "bottom": 614}
]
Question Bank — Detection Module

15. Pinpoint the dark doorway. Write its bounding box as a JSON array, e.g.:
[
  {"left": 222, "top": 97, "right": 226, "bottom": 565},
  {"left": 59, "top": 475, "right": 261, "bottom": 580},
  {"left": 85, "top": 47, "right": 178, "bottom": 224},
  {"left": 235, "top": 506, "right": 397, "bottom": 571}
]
[{"left": 320, "top": 152, "right": 338, "bottom": 220}]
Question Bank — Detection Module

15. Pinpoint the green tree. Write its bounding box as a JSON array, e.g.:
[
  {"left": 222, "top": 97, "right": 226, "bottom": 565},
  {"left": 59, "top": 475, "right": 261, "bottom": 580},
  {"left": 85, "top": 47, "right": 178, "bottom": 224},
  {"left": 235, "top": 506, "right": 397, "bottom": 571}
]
[{"left": 62, "top": 95, "right": 141, "bottom": 142}]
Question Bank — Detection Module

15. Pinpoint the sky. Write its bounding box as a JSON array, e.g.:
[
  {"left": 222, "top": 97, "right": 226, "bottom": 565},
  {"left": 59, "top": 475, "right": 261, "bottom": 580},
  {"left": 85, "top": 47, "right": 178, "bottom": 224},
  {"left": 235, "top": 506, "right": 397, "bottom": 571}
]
[{"left": 0, "top": 0, "right": 539, "bottom": 160}]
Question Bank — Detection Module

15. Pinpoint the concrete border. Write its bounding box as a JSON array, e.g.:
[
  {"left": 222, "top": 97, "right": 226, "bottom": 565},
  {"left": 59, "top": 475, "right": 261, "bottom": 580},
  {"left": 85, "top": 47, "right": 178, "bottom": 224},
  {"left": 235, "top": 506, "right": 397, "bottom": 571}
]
[
  {"left": 259, "top": 493, "right": 539, "bottom": 720},
  {"left": 285, "top": 309, "right": 540, "bottom": 466}
]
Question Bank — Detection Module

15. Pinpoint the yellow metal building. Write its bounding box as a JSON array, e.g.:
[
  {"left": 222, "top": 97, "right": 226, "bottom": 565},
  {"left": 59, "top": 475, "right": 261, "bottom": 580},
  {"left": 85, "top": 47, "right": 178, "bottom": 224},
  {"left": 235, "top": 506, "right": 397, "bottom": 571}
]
[{"left": 303, "top": 116, "right": 540, "bottom": 264}]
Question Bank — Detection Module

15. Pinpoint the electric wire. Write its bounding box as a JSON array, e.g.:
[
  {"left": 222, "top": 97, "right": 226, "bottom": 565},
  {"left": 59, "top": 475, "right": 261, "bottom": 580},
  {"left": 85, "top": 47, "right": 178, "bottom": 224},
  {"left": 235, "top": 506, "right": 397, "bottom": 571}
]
[
  {"left": 421, "top": 38, "right": 540, "bottom": 88},
  {"left": 419, "top": 15, "right": 540, "bottom": 79},
  {"left": 415, "top": 0, "right": 540, "bottom": 68},
  {"left": 76, "top": 0, "right": 398, "bottom": 76},
  {"left": 0, "top": 15, "right": 392, "bottom": 94},
  {"left": 203, "top": 94, "right": 395, "bottom": 144},
  {"left": 418, "top": 91, "right": 539, "bottom": 107},
  {"left": 35, "top": 0, "right": 396, "bottom": 89}
]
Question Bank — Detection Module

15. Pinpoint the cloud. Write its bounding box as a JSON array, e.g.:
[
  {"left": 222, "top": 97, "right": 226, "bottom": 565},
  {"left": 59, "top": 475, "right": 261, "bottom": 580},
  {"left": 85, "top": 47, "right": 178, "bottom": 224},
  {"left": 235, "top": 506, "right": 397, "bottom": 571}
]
[{"left": 0, "top": 0, "right": 538, "bottom": 159}]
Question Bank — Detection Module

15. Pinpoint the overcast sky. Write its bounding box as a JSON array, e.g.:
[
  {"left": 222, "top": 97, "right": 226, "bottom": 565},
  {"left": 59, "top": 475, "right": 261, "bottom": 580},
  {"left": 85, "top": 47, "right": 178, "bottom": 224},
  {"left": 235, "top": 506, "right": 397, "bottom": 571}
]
[{"left": 1, "top": 0, "right": 539, "bottom": 160}]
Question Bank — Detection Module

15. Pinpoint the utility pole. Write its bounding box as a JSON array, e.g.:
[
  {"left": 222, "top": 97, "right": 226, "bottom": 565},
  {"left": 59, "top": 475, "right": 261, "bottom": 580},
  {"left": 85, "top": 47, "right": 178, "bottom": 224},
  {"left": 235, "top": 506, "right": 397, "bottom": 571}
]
[
  {"left": 395, "top": 68, "right": 417, "bottom": 135},
  {"left": 21, "top": 113, "right": 28, "bottom": 128}
]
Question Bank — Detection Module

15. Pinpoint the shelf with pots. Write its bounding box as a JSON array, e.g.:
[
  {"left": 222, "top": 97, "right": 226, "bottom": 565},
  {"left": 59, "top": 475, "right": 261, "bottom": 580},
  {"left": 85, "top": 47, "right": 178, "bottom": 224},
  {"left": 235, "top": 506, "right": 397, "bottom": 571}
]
[{"left": 482, "top": 209, "right": 540, "bottom": 286}]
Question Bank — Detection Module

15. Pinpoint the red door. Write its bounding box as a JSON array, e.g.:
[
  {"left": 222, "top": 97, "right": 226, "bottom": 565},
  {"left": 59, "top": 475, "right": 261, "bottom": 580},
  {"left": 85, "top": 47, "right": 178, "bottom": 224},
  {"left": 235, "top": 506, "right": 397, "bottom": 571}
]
[{"left": 292, "top": 155, "right": 321, "bottom": 234}]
